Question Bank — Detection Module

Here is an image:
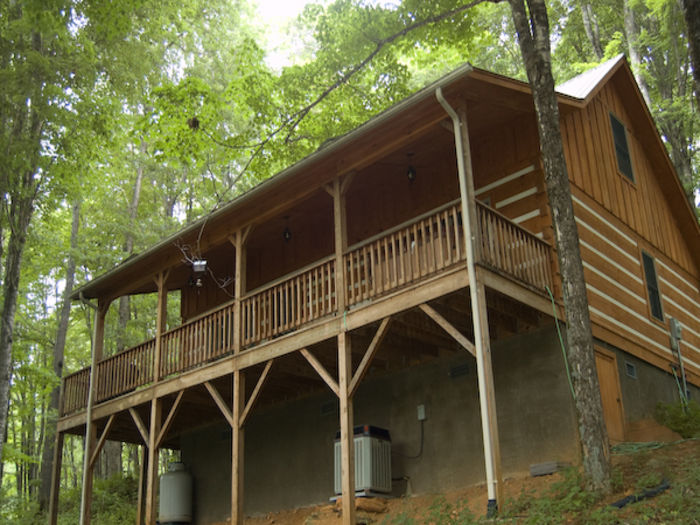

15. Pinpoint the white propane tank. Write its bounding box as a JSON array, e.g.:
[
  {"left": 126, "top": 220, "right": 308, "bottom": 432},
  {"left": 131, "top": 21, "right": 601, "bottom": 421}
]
[{"left": 158, "top": 462, "right": 193, "bottom": 524}]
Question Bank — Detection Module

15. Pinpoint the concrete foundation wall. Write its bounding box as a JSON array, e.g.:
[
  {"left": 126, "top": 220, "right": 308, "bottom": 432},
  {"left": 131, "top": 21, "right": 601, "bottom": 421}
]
[
  {"left": 180, "top": 324, "right": 580, "bottom": 523},
  {"left": 613, "top": 348, "right": 699, "bottom": 418}
]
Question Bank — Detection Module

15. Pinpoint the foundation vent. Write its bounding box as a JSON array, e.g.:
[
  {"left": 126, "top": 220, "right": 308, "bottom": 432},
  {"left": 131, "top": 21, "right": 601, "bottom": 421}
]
[{"left": 334, "top": 425, "right": 391, "bottom": 495}]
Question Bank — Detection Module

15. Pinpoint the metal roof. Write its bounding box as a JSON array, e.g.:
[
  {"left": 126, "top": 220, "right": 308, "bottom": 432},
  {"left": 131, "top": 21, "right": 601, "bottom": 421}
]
[{"left": 556, "top": 54, "right": 625, "bottom": 99}]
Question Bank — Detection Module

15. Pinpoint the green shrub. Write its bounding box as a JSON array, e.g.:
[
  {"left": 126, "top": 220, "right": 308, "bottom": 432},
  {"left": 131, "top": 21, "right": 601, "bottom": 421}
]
[{"left": 654, "top": 400, "right": 700, "bottom": 438}]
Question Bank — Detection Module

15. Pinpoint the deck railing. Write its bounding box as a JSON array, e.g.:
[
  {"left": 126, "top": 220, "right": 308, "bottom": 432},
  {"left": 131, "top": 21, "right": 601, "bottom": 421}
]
[
  {"left": 96, "top": 339, "right": 155, "bottom": 402},
  {"left": 476, "top": 202, "right": 553, "bottom": 291},
  {"left": 61, "top": 368, "right": 90, "bottom": 415},
  {"left": 241, "top": 258, "right": 336, "bottom": 347},
  {"left": 60, "top": 200, "right": 553, "bottom": 415},
  {"left": 161, "top": 301, "right": 236, "bottom": 377},
  {"left": 345, "top": 201, "right": 464, "bottom": 305}
]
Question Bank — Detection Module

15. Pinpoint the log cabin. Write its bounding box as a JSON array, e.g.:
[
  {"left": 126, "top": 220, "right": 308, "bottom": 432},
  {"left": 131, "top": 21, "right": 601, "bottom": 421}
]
[{"left": 50, "top": 55, "right": 700, "bottom": 525}]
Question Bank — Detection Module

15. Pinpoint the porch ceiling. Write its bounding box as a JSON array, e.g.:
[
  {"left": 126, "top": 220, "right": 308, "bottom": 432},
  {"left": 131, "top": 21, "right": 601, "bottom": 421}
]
[{"left": 72, "top": 65, "right": 547, "bottom": 303}]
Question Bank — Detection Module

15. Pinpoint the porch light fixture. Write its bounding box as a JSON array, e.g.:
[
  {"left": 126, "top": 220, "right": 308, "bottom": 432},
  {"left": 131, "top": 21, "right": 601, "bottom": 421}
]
[
  {"left": 192, "top": 259, "right": 207, "bottom": 274},
  {"left": 406, "top": 165, "right": 417, "bottom": 182},
  {"left": 282, "top": 226, "right": 292, "bottom": 242},
  {"left": 191, "top": 259, "right": 207, "bottom": 288}
]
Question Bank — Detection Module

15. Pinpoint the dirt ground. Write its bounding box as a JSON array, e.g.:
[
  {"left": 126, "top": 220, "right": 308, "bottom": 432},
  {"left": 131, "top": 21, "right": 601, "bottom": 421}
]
[{"left": 212, "top": 439, "right": 699, "bottom": 525}]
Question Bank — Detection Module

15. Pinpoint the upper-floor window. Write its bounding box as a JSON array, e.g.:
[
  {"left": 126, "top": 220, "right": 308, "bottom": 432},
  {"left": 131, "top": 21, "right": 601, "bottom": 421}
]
[
  {"left": 641, "top": 251, "right": 663, "bottom": 322},
  {"left": 610, "top": 114, "right": 634, "bottom": 182}
]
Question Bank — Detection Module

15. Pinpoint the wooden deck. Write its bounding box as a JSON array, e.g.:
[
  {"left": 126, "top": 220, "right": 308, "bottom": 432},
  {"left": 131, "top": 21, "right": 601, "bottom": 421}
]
[{"left": 60, "top": 199, "right": 553, "bottom": 418}]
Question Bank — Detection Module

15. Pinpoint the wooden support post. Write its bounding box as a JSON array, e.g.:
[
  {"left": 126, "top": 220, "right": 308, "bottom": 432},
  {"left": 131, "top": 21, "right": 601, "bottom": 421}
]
[
  {"left": 79, "top": 299, "right": 108, "bottom": 525},
  {"left": 474, "top": 273, "right": 502, "bottom": 503},
  {"left": 436, "top": 90, "right": 503, "bottom": 514},
  {"left": 231, "top": 227, "right": 250, "bottom": 354},
  {"left": 331, "top": 177, "right": 349, "bottom": 313},
  {"left": 136, "top": 446, "right": 148, "bottom": 525},
  {"left": 153, "top": 272, "right": 169, "bottom": 383},
  {"left": 230, "top": 226, "right": 250, "bottom": 525},
  {"left": 231, "top": 370, "right": 245, "bottom": 525},
  {"left": 145, "top": 398, "right": 162, "bottom": 525},
  {"left": 337, "top": 331, "right": 355, "bottom": 524},
  {"left": 456, "top": 104, "right": 503, "bottom": 512},
  {"left": 48, "top": 431, "right": 64, "bottom": 525}
]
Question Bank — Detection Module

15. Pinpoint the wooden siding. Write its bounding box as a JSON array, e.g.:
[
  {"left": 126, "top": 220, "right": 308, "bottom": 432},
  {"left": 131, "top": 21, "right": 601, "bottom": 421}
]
[
  {"left": 470, "top": 115, "right": 551, "bottom": 243},
  {"left": 572, "top": 189, "right": 700, "bottom": 385},
  {"left": 561, "top": 82, "right": 698, "bottom": 279}
]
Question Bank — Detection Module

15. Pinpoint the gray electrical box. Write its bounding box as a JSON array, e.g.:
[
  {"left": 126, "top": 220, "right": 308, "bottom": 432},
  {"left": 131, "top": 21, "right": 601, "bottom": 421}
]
[{"left": 669, "top": 317, "right": 682, "bottom": 340}]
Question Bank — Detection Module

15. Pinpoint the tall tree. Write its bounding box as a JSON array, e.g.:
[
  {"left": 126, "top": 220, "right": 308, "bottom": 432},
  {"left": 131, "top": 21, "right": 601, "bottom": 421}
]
[
  {"left": 680, "top": 0, "right": 700, "bottom": 108},
  {"left": 506, "top": 0, "right": 611, "bottom": 491},
  {"left": 38, "top": 200, "right": 80, "bottom": 510}
]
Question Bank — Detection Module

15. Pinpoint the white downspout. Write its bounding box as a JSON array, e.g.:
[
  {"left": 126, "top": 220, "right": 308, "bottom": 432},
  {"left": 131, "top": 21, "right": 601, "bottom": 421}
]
[{"left": 435, "top": 87, "right": 498, "bottom": 511}]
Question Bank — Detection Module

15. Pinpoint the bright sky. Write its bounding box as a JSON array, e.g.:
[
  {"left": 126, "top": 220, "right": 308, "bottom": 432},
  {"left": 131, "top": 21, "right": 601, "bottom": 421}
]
[{"left": 255, "top": 0, "right": 320, "bottom": 69}]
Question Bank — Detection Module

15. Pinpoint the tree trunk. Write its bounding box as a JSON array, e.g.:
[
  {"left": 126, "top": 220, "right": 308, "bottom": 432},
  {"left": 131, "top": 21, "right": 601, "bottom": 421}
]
[
  {"left": 680, "top": 0, "right": 700, "bottom": 108},
  {"left": 624, "top": 0, "right": 696, "bottom": 203},
  {"left": 0, "top": 168, "right": 39, "bottom": 469},
  {"left": 580, "top": 1, "right": 604, "bottom": 60},
  {"left": 116, "top": 140, "right": 145, "bottom": 353},
  {"left": 507, "top": 0, "right": 611, "bottom": 492},
  {"left": 38, "top": 200, "right": 80, "bottom": 510},
  {"left": 623, "top": 0, "right": 653, "bottom": 107}
]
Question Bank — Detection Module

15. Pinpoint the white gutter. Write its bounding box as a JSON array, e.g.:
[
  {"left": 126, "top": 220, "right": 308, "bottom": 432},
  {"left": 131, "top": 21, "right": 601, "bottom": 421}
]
[{"left": 435, "top": 87, "right": 498, "bottom": 512}]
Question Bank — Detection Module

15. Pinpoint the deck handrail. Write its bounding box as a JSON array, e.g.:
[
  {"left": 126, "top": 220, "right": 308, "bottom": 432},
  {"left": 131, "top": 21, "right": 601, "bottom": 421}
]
[
  {"left": 476, "top": 201, "right": 553, "bottom": 290},
  {"left": 95, "top": 339, "right": 155, "bottom": 403},
  {"left": 241, "top": 258, "right": 336, "bottom": 347},
  {"left": 60, "top": 199, "right": 554, "bottom": 416},
  {"left": 345, "top": 201, "right": 466, "bottom": 305}
]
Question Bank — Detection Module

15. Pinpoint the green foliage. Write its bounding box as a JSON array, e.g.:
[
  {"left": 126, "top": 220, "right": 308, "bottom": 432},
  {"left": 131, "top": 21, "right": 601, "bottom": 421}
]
[
  {"left": 425, "top": 496, "right": 477, "bottom": 524},
  {"left": 654, "top": 400, "right": 700, "bottom": 438},
  {"left": 501, "top": 468, "right": 606, "bottom": 524}
]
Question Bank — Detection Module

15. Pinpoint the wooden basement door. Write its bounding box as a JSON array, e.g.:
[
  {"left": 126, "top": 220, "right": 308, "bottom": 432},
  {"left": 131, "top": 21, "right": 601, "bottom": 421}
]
[{"left": 595, "top": 348, "right": 626, "bottom": 443}]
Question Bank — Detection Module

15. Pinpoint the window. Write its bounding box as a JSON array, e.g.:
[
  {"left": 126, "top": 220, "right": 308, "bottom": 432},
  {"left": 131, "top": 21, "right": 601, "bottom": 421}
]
[
  {"left": 610, "top": 114, "right": 634, "bottom": 182},
  {"left": 641, "top": 251, "right": 663, "bottom": 321}
]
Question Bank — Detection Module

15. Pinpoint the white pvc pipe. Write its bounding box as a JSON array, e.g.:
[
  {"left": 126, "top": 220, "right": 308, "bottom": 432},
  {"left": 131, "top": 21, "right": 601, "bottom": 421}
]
[{"left": 435, "top": 88, "right": 497, "bottom": 506}]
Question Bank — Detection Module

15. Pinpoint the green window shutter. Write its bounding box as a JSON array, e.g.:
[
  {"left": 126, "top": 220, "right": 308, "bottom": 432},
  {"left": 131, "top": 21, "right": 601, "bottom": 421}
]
[
  {"left": 610, "top": 114, "right": 634, "bottom": 181},
  {"left": 642, "top": 252, "right": 663, "bottom": 321}
]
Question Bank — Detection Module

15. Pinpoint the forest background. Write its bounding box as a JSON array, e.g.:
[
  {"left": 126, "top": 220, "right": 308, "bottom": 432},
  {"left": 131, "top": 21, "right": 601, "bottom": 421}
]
[{"left": 0, "top": 0, "right": 698, "bottom": 522}]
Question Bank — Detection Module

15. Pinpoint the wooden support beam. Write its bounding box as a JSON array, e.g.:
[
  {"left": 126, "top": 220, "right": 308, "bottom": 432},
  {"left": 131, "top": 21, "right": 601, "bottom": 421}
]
[
  {"left": 204, "top": 381, "right": 234, "bottom": 428},
  {"left": 340, "top": 171, "right": 356, "bottom": 196},
  {"left": 48, "top": 431, "right": 64, "bottom": 525},
  {"left": 239, "top": 359, "right": 274, "bottom": 428},
  {"left": 145, "top": 398, "right": 162, "bottom": 525},
  {"left": 155, "top": 390, "right": 184, "bottom": 448},
  {"left": 337, "top": 332, "right": 355, "bottom": 525},
  {"left": 455, "top": 101, "right": 503, "bottom": 510},
  {"left": 332, "top": 178, "right": 349, "bottom": 313},
  {"left": 129, "top": 408, "right": 149, "bottom": 445},
  {"left": 136, "top": 446, "right": 148, "bottom": 525},
  {"left": 152, "top": 271, "right": 169, "bottom": 383},
  {"left": 80, "top": 423, "right": 97, "bottom": 525},
  {"left": 232, "top": 228, "right": 249, "bottom": 354},
  {"left": 349, "top": 317, "right": 391, "bottom": 396},
  {"left": 419, "top": 304, "right": 476, "bottom": 357},
  {"left": 231, "top": 370, "right": 245, "bottom": 525},
  {"left": 80, "top": 298, "right": 108, "bottom": 525},
  {"left": 300, "top": 347, "right": 340, "bottom": 396},
  {"left": 89, "top": 414, "right": 116, "bottom": 469}
]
